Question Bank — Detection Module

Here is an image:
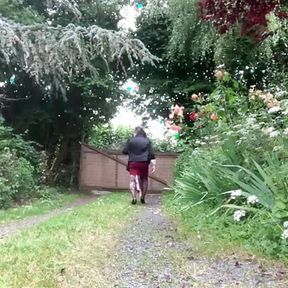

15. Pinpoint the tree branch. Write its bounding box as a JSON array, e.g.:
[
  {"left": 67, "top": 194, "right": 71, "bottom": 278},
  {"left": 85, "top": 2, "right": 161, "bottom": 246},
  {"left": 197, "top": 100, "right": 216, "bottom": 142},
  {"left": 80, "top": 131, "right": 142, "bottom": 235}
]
[{"left": 0, "top": 16, "right": 159, "bottom": 97}]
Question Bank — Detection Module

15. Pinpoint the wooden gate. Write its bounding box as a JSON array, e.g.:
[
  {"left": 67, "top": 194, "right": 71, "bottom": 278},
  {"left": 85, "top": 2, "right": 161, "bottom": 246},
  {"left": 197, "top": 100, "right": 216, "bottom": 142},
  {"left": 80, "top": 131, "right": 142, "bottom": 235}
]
[{"left": 79, "top": 143, "right": 178, "bottom": 192}]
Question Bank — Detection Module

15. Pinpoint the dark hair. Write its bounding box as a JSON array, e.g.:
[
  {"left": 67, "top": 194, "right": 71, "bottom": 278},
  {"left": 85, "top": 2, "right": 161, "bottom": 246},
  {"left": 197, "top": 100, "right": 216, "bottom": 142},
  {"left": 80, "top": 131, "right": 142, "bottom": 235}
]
[{"left": 135, "top": 127, "right": 147, "bottom": 138}]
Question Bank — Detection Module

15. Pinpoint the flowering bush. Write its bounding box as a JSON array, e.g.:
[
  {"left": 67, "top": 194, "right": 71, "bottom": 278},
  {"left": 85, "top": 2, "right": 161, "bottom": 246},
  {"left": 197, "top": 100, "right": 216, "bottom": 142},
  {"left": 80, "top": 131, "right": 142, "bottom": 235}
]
[
  {"left": 164, "top": 68, "right": 252, "bottom": 148},
  {"left": 233, "top": 210, "right": 246, "bottom": 221},
  {"left": 171, "top": 66, "right": 288, "bottom": 246}
]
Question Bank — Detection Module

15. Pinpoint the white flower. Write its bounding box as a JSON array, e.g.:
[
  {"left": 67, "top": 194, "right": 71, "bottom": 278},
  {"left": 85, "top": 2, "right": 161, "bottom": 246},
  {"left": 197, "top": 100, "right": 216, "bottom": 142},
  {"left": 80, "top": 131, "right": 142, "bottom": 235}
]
[
  {"left": 283, "top": 128, "right": 288, "bottom": 135},
  {"left": 263, "top": 127, "right": 280, "bottom": 138},
  {"left": 247, "top": 117, "right": 256, "bottom": 125},
  {"left": 263, "top": 127, "right": 275, "bottom": 134},
  {"left": 233, "top": 210, "right": 246, "bottom": 221},
  {"left": 268, "top": 106, "right": 281, "bottom": 114},
  {"left": 269, "top": 131, "right": 280, "bottom": 138},
  {"left": 0, "top": 82, "right": 5, "bottom": 87},
  {"left": 281, "top": 229, "right": 288, "bottom": 240},
  {"left": 247, "top": 195, "right": 259, "bottom": 205},
  {"left": 283, "top": 221, "right": 288, "bottom": 229},
  {"left": 275, "top": 90, "right": 286, "bottom": 98},
  {"left": 230, "top": 189, "right": 242, "bottom": 199},
  {"left": 47, "top": 8, "right": 57, "bottom": 16}
]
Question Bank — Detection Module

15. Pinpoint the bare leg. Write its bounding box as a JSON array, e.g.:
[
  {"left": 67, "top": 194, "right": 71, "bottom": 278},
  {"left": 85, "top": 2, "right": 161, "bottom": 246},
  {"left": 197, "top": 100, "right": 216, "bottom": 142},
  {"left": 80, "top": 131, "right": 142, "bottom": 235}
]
[
  {"left": 129, "top": 175, "right": 137, "bottom": 201},
  {"left": 135, "top": 175, "right": 141, "bottom": 193}
]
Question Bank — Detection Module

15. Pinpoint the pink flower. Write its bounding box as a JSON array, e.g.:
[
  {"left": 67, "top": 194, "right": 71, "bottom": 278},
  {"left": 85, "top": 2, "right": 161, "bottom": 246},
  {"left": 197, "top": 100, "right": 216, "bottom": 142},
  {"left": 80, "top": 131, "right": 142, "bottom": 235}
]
[
  {"left": 189, "top": 112, "right": 198, "bottom": 122},
  {"left": 210, "top": 113, "right": 219, "bottom": 121},
  {"left": 215, "top": 69, "right": 224, "bottom": 80},
  {"left": 173, "top": 105, "right": 185, "bottom": 117},
  {"left": 165, "top": 120, "right": 173, "bottom": 127},
  {"left": 191, "top": 94, "right": 199, "bottom": 101},
  {"left": 170, "top": 125, "right": 182, "bottom": 132}
]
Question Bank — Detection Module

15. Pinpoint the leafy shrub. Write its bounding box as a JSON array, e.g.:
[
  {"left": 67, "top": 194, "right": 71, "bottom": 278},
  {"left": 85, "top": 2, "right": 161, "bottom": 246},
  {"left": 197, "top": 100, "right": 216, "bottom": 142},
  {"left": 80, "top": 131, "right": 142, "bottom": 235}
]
[
  {"left": 173, "top": 148, "right": 193, "bottom": 177},
  {"left": 0, "top": 118, "right": 39, "bottom": 167},
  {"left": 173, "top": 146, "right": 233, "bottom": 207},
  {"left": 89, "top": 124, "right": 133, "bottom": 150},
  {"left": 170, "top": 62, "right": 288, "bottom": 258},
  {"left": 90, "top": 124, "right": 180, "bottom": 152},
  {"left": 174, "top": 122, "right": 288, "bottom": 201},
  {"left": 0, "top": 148, "right": 36, "bottom": 208},
  {"left": 151, "top": 137, "right": 181, "bottom": 152},
  {"left": 0, "top": 119, "right": 42, "bottom": 208}
]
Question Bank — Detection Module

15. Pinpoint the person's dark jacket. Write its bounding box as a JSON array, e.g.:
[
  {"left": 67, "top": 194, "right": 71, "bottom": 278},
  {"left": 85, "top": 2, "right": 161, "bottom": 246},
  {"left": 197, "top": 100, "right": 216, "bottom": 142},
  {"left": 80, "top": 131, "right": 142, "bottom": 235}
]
[{"left": 122, "top": 135, "right": 155, "bottom": 163}]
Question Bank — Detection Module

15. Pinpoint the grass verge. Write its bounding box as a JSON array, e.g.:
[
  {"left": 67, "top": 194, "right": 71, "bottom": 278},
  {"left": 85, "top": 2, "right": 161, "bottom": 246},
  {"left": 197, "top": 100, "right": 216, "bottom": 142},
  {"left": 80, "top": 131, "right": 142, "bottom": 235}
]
[
  {"left": 0, "top": 192, "right": 80, "bottom": 224},
  {"left": 0, "top": 192, "right": 138, "bottom": 288},
  {"left": 162, "top": 192, "right": 288, "bottom": 264}
]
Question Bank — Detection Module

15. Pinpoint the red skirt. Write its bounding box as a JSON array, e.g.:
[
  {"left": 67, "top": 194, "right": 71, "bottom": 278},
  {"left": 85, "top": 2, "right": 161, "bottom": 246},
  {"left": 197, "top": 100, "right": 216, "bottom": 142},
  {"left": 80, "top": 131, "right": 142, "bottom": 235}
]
[{"left": 128, "top": 162, "right": 149, "bottom": 177}]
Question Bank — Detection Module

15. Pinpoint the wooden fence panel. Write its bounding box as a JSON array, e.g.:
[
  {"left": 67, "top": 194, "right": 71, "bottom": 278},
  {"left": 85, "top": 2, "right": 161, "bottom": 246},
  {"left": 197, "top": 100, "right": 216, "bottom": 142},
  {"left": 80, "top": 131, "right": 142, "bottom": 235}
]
[{"left": 79, "top": 143, "right": 178, "bottom": 192}]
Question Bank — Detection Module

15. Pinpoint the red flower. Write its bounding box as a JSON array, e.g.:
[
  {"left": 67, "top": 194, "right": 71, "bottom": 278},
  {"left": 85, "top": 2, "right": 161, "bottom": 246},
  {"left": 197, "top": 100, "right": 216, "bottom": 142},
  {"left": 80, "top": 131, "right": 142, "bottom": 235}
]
[
  {"left": 189, "top": 112, "right": 198, "bottom": 122},
  {"left": 277, "top": 11, "right": 288, "bottom": 19}
]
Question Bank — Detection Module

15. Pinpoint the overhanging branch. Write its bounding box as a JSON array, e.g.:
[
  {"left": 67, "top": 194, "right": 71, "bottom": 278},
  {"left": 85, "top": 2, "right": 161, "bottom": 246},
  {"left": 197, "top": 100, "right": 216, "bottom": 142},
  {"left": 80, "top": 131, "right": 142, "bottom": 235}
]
[{"left": 0, "top": 16, "right": 159, "bottom": 97}]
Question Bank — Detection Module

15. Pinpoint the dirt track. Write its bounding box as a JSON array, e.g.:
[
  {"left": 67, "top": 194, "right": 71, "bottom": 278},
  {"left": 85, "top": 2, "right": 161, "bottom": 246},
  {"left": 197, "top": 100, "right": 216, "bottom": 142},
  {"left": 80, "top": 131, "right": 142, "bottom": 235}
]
[{"left": 111, "top": 194, "right": 287, "bottom": 288}]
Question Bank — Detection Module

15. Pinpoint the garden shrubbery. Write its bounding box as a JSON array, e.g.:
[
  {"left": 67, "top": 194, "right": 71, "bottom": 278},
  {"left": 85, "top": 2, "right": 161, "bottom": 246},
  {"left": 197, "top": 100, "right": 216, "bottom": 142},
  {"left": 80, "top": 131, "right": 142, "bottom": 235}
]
[
  {"left": 171, "top": 70, "right": 288, "bottom": 260},
  {"left": 89, "top": 124, "right": 133, "bottom": 150},
  {"left": 89, "top": 123, "right": 179, "bottom": 152},
  {"left": 0, "top": 118, "right": 42, "bottom": 208}
]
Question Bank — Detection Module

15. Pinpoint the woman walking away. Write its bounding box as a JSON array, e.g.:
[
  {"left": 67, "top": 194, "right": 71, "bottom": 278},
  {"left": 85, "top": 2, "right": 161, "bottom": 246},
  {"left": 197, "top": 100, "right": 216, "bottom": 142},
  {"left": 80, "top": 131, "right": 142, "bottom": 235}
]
[{"left": 122, "top": 127, "right": 156, "bottom": 205}]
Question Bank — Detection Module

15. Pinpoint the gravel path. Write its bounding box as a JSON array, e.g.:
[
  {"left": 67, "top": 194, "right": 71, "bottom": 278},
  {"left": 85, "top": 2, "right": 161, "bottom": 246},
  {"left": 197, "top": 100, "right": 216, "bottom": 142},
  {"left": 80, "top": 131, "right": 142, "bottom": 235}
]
[
  {"left": 111, "top": 194, "right": 287, "bottom": 288},
  {"left": 0, "top": 194, "right": 98, "bottom": 243}
]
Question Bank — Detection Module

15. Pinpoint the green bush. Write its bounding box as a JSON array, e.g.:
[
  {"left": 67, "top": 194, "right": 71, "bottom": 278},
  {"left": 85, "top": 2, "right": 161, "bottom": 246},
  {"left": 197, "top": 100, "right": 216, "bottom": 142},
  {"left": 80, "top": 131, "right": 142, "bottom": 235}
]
[
  {"left": 170, "top": 63, "right": 288, "bottom": 259},
  {"left": 0, "top": 119, "right": 41, "bottom": 208},
  {"left": 151, "top": 137, "right": 180, "bottom": 152},
  {"left": 173, "top": 148, "right": 193, "bottom": 177},
  {"left": 0, "top": 148, "right": 36, "bottom": 208},
  {"left": 173, "top": 145, "right": 234, "bottom": 207},
  {"left": 172, "top": 127, "right": 288, "bottom": 258},
  {"left": 174, "top": 131, "right": 288, "bottom": 214},
  {"left": 0, "top": 118, "right": 39, "bottom": 167},
  {"left": 89, "top": 124, "right": 180, "bottom": 152},
  {"left": 89, "top": 124, "right": 133, "bottom": 150}
]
